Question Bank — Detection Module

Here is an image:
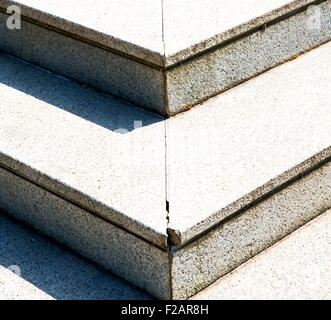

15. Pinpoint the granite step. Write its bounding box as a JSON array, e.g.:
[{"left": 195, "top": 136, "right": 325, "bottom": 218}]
[
  {"left": 0, "top": 41, "right": 330, "bottom": 299},
  {"left": 0, "top": 0, "right": 330, "bottom": 116}
]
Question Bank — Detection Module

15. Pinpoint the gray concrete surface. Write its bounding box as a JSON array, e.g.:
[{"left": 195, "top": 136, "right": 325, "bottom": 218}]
[
  {"left": 1, "top": 157, "right": 328, "bottom": 299},
  {"left": 2, "top": 0, "right": 324, "bottom": 66},
  {"left": 2, "top": 0, "right": 321, "bottom": 66},
  {"left": 192, "top": 209, "right": 331, "bottom": 300},
  {"left": 1, "top": 41, "right": 330, "bottom": 251},
  {"left": 0, "top": 11, "right": 166, "bottom": 115}
]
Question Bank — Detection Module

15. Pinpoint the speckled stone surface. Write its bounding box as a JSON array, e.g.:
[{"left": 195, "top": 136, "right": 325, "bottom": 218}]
[
  {"left": 0, "top": 167, "right": 170, "bottom": 299},
  {"left": 0, "top": 0, "right": 164, "bottom": 65},
  {"left": 0, "top": 52, "right": 168, "bottom": 249},
  {"left": 1, "top": 0, "right": 330, "bottom": 115},
  {"left": 0, "top": 40, "right": 330, "bottom": 299},
  {"left": 162, "top": 0, "right": 323, "bottom": 66},
  {"left": 1, "top": 42, "right": 330, "bottom": 250},
  {"left": 1, "top": 209, "right": 329, "bottom": 300},
  {"left": 192, "top": 209, "right": 331, "bottom": 300},
  {"left": 0, "top": 211, "right": 152, "bottom": 300},
  {"left": 0, "top": 210, "right": 153, "bottom": 300},
  {"left": 172, "top": 162, "right": 331, "bottom": 299},
  {"left": 165, "top": 1, "right": 331, "bottom": 115},
  {"left": 167, "top": 40, "right": 331, "bottom": 247},
  {"left": 0, "top": 12, "right": 165, "bottom": 114},
  {"left": 1, "top": 0, "right": 322, "bottom": 66},
  {"left": 0, "top": 162, "right": 329, "bottom": 300}
]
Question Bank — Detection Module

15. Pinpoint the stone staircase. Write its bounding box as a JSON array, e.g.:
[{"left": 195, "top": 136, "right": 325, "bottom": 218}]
[{"left": 0, "top": 0, "right": 330, "bottom": 299}]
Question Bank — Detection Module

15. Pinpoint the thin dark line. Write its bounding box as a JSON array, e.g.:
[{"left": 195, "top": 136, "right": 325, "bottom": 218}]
[
  {"left": 161, "top": 0, "right": 170, "bottom": 243},
  {"left": 161, "top": 1, "right": 172, "bottom": 299}
]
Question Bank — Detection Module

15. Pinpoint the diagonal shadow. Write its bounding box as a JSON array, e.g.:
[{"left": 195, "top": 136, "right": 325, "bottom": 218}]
[
  {"left": 0, "top": 51, "right": 164, "bottom": 133},
  {"left": 0, "top": 210, "right": 153, "bottom": 300}
]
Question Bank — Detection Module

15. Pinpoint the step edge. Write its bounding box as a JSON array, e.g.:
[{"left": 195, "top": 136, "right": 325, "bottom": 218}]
[
  {"left": 164, "top": 0, "right": 326, "bottom": 68},
  {"left": 168, "top": 147, "right": 331, "bottom": 248},
  {"left": 0, "top": 151, "right": 169, "bottom": 250},
  {"left": 0, "top": 0, "right": 165, "bottom": 68}
]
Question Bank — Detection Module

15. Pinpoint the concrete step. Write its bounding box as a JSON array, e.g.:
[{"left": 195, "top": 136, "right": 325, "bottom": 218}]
[
  {"left": 1, "top": 209, "right": 330, "bottom": 300},
  {"left": 0, "top": 41, "right": 330, "bottom": 299},
  {"left": 0, "top": 0, "right": 330, "bottom": 116}
]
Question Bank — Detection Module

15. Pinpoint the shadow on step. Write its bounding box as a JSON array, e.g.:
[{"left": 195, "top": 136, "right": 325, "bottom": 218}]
[
  {"left": 0, "top": 211, "right": 152, "bottom": 300},
  {"left": 0, "top": 51, "right": 163, "bottom": 133}
]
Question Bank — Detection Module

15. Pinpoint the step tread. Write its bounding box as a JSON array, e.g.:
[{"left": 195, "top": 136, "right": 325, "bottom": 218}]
[{"left": 0, "top": 264, "right": 54, "bottom": 300}]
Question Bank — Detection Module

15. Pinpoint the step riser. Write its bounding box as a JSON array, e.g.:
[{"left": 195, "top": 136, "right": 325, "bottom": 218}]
[
  {"left": 0, "top": 161, "right": 329, "bottom": 299},
  {"left": 0, "top": 11, "right": 166, "bottom": 115},
  {"left": 166, "top": 1, "right": 331, "bottom": 115},
  {"left": 0, "top": 166, "right": 171, "bottom": 300}
]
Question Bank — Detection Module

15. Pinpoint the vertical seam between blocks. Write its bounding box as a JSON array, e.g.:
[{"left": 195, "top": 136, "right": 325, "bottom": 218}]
[
  {"left": 162, "top": 0, "right": 173, "bottom": 299},
  {"left": 161, "top": 0, "right": 169, "bottom": 236}
]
